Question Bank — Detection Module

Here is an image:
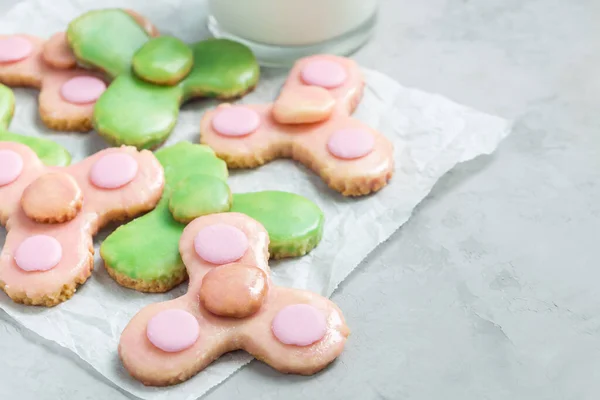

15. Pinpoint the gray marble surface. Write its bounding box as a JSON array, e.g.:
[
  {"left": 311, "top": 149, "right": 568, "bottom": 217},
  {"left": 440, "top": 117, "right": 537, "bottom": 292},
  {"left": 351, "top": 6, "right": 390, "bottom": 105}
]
[{"left": 1, "top": 0, "right": 599, "bottom": 399}]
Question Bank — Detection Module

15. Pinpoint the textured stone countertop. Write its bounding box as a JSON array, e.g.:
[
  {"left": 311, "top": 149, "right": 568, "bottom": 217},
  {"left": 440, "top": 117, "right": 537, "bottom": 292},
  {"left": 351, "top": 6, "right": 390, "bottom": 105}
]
[{"left": 1, "top": 0, "right": 599, "bottom": 399}]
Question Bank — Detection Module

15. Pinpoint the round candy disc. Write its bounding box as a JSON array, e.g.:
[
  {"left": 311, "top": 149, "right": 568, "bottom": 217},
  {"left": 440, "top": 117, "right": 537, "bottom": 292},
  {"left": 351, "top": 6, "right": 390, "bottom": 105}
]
[
  {"left": 132, "top": 36, "right": 193, "bottom": 86},
  {"left": 194, "top": 224, "right": 248, "bottom": 265},
  {"left": 0, "top": 149, "right": 23, "bottom": 186},
  {"left": 212, "top": 106, "right": 261, "bottom": 137},
  {"left": 90, "top": 153, "right": 138, "bottom": 189},
  {"left": 301, "top": 60, "right": 347, "bottom": 89},
  {"left": 147, "top": 309, "right": 199, "bottom": 352},
  {"left": 327, "top": 128, "right": 374, "bottom": 160},
  {"left": 60, "top": 76, "right": 107, "bottom": 105},
  {"left": 272, "top": 304, "right": 327, "bottom": 346},
  {"left": 21, "top": 172, "right": 83, "bottom": 223},
  {"left": 14, "top": 235, "right": 62, "bottom": 272},
  {"left": 0, "top": 36, "right": 33, "bottom": 63}
]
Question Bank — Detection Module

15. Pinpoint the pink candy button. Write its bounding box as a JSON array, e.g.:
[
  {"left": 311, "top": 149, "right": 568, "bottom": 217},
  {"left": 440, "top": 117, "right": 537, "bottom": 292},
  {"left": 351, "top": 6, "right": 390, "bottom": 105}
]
[
  {"left": 212, "top": 106, "right": 261, "bottom": 137},
  {"left": 60, "top": 76, "right": 107, "bottom": 105},
  {"left": 0, "top": 36, "right": 33, "bottom": 63},
  {"left": 327, "top": 128, "right": 374, "bottom": 160},
  {"left": 14, "top": 235, "right": 62, "bottom": 272},
  {"left": 301, "top": 60, "right": 347, "bottom": 89},
  {"left": 147, "top": 309, "right": 200, "bottom": 353},
  {"left": 272, "top": 304, "right": 327, "bottom": 346},
  {"left": 90, "top": 153, "right": 138, "bottom": 189},
  {"left": 0, "top": 149, "right": 24, "bottom": 186},
  {"left": 194, "top": 224, "right": 248, "bottom": 265}
]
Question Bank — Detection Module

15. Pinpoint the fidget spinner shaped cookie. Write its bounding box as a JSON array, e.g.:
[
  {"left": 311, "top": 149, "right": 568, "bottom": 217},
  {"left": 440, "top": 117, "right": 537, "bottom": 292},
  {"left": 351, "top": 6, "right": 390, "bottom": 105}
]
[
  {"left": 0, "top": 9, "right": 157, "bottom": 132},
  {"left": 66, "top": 9, "right": 259, "bottom": 149},
  {"left": 119, "top": 213, "right": 349, "bottom": 386},
  {"left": 200, "top": 55, "right": 394, "bottom": 196},
  {"left": 101, "top": 142, "right": 323, "bottom": 293},
  {"left": 0, "top": 83, "right": 70, "bottom": 166},
  {"left": 0, "top": 141, "right": 164, "bottom": 306}
]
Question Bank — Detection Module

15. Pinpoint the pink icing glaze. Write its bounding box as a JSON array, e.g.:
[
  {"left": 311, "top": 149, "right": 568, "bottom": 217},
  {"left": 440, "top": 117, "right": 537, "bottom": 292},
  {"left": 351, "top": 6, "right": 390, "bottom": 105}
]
[
  {"left": 327, "top": 128, "right": 374, "bottom": 160},
  {"left": 118, "top": 213, "right": 349, "bottom": 385},
  {"left": 271, "top": 304, "right": 327, "bottom": 346},
  {"left": 0, "top": 143, "right": 164, "bottom": 304},
  {"left": 14, "top": 235, "right": 62, "bottom": 272},
  {"left": 0, "top": 149, "right": 24, "bottom": 186},
  {"left": 212, "top": 106, "right": 261, "bottom": 137},
  {"left": 90, "top": 153, "right": 139, "bottom": 189},
  {"left": 60, "top": 76, "right": 107, "bottom": 105},
  {"left": 194, "top": 223, "right": 248, "bottom": 265},
  {"left": 0, "top": 36, "right": 33, "bottom": 63},
  {"left": 147, "top": 309, "right": 200, "bottom": 353},
  {"left": 301, "top": 59, "right": 347, "bottom": 89}
]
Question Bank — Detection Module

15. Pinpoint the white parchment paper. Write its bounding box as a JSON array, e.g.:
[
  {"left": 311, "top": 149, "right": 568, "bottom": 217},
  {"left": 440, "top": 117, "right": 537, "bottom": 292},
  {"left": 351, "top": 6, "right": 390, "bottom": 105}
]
[{"left": 0, "top": 0, "right": 511, "bottom": 398}]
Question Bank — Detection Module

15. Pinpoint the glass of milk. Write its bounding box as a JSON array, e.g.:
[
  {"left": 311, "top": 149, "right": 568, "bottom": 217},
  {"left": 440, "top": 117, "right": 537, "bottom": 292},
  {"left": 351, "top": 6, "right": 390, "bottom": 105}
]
[{"left": 207, "top": 0, "right": 378, "bottom": 66}]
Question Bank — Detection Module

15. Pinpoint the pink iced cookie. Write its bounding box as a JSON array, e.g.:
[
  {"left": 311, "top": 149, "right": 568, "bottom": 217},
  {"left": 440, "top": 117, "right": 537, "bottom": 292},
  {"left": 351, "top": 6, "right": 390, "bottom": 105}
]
[
  {"left": 0, "top": 33, "right": 106, "bottom": 132},
  {"left": 0, "top": 142, "right": 165, "bottom": 306},
  {"left": 200, "top": 55, "right": 394, "bottom": 196},
  {"left": 119, "top": 213, "right": 349, "bottom": 386}
]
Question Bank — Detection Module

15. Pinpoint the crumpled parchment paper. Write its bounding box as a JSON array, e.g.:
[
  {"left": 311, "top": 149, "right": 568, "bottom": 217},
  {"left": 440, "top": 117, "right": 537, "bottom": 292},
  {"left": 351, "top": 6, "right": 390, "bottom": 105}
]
[{"left": 0, "top": 0, "right": 511, "bottom": 398}]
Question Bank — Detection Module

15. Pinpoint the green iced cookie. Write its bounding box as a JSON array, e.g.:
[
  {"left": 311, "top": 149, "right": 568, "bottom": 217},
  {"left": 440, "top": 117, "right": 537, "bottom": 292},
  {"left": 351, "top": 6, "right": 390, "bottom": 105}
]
[
  {"left": 101, "top": 142, "right": 323, "bottom": 293},
  {"left": 66, "top": 9, "right": 259, "bottom": 149},
  {"left": 0, "top": 84, "right": 71, "bottom": 166},
  {"left": 133, "top": 36, "right": 193, "bottom": 86}
]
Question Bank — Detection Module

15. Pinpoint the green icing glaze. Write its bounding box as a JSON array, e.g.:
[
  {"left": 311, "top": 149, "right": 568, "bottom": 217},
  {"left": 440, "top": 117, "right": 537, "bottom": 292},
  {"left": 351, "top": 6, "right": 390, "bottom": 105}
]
[
  {"left": 0, "top": 84, "right": 71, "bottom": 166},
  {"left": 133, "top": 36, "right": 193, "bottom": 85},
  {"left": 67, "top": 9, "right": 150, "bottom": 78},
  {"left": 231, "top": 191, "right": 324, "bottom": 258},
  {"left": 93, "top": 74, "right": 182, "bottom": 149},
  {"left": 181, "top": 39, "right": 260, "bottom": 99},
  {"left": 101, "top": 143, "right": 323, "bottom": 288},
  {"left": 101, "top": 142, "right": 228, "bottom": 281},
  {"left": 169, "top": 174, "right": 232, "bottom": 223}
]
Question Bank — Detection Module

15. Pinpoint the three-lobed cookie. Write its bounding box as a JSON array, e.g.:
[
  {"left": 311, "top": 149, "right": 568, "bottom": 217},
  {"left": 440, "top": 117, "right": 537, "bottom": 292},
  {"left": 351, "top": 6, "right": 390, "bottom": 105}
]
[
  {"left": 0, "top": 141, "right": 164, "bottom": 306},
  {"left": 101, "top": 142, "right": 324, "bottom": 294},
  {"left": 200, "top": 54, "right": 395, "bottom": 196},
  {"left": 66, "top": 8, "right": 260, "bottom": 149},
  {"left": 119, "top": 213, "right": 349, "bottom": 386}
]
